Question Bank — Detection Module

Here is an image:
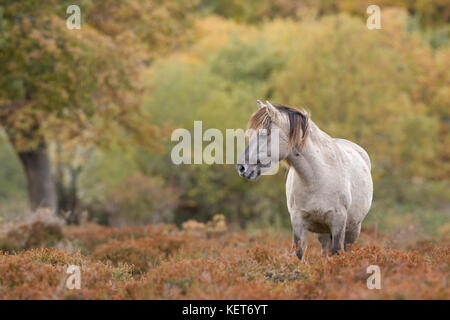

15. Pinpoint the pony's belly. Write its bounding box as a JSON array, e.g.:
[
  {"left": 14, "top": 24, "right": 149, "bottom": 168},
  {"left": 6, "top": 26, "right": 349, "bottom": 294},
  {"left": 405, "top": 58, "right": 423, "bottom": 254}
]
[
  {"left": 305, "top": 221, "right": 330, "bottom": 234},
  {"left": 301, "top": 212, "right": 331, "bottom": 233}
]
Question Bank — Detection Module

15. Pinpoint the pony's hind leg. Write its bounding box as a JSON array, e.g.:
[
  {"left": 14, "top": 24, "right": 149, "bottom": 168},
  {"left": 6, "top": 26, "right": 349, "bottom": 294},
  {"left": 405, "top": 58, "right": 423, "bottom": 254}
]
[{"left": 317, "top": 233, "right": 332, "bottom": 256}]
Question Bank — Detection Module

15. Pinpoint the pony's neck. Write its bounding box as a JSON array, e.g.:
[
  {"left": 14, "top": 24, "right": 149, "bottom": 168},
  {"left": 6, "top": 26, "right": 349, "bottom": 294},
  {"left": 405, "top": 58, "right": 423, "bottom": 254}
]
[{"left": 286, "top": 121, "right": 332, "bottom": 187}]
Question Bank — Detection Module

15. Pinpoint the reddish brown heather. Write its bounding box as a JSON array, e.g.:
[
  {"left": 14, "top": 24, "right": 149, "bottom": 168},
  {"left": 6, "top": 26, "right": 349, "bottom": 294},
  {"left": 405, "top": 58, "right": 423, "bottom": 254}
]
[{"left": 0, "top": 223, "right": 448, "bottom": 299}]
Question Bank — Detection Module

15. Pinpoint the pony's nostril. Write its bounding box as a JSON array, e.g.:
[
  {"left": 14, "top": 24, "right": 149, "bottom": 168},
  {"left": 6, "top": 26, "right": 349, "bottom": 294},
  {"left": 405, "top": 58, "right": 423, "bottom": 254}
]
[{"left": 238, "top": 164, "right": 245, "bottom": 173}]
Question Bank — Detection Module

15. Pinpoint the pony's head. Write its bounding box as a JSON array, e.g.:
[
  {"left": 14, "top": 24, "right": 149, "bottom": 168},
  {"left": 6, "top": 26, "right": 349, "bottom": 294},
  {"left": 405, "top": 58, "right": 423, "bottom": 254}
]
[{"left": 236, "top": 100, "right": 310, "bottom": 180}]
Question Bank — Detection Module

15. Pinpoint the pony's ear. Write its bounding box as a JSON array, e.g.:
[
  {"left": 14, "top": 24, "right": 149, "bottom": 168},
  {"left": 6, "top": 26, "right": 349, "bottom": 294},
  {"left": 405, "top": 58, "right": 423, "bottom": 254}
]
[
  {"left": 256, "top": 100, "right": 265, "bottom": 109},
  {"left": 265, "top": 100, "right": 282, "bottom": 123}
]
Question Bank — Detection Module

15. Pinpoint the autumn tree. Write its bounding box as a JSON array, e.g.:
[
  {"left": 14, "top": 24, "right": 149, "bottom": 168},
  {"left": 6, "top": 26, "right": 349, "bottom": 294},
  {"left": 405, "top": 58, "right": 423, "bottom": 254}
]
[{"left": 0, "top": 0, "right": 196, "bottom": 213}]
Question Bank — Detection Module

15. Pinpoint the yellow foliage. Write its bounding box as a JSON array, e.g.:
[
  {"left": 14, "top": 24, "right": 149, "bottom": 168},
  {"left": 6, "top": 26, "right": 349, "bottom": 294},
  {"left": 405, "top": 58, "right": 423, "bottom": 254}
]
[{"left": 182, "top": 214, "right": 227, "bottom": 237}]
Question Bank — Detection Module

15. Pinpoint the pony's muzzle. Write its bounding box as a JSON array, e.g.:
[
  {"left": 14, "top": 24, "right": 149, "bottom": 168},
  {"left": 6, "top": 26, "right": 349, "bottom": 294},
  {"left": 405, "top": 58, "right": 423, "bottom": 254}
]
[
  {"left": 236, "top": 164, "right": 260, "bottom": 180},
  {"left": 237, "top": 164, "right": 246, "bottom": 174}
]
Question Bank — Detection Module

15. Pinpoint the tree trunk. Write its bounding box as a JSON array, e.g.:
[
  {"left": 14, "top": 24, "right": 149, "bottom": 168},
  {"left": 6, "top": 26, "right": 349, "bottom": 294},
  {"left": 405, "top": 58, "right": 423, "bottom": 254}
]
[
  {"left": 1, "top": 101, "right": 57, "bottom": 213},
  {"left": 17, "top": 143, "right": 57, "bottom": 212}
]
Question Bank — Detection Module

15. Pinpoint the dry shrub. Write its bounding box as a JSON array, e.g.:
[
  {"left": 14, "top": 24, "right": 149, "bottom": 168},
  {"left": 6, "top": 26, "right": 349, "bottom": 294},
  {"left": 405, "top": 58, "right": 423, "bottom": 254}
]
[
  {"left": 0, "top": 223, "right": 448, "bottom": 299},
  {"left": 182, "top": 219, "right": 207, "bottom": 235},
  {"left": 64, "top": 223, "right": 178, "bottom": 253},
  {"left": 250, "top": 246, "right": 273, "bottom": 264},
  {"left": 182, "top": 214, "right": 228, "bottom": 238},
  {"left": 206, "top": 214, "right": 227, "bottom": 237},
  {"left": 92, "top": 235, "right": 185, "bottom": 273},
  {"left": 0, "top": 248, "right": 135, "bottom": 299},
  {"left": 0, "top": 209, "right": 64, "bottom": 252}
]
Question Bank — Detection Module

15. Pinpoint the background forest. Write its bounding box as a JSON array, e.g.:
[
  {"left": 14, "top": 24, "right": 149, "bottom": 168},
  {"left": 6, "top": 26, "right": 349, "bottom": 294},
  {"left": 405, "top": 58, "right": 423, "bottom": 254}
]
[{"left": 0, "top": 0, "right": 449, "bottom": 238}]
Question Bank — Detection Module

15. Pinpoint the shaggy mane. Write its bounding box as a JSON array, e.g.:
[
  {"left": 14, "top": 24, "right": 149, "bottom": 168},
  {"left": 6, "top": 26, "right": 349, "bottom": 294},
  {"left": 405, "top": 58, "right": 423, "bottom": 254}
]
[{"left": 247, "top": 104, "right": 310, "bottom": 149}]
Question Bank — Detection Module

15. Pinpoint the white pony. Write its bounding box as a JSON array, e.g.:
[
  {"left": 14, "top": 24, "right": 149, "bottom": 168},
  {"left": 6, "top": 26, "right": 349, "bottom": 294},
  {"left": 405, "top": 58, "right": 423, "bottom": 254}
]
[{"left": 237, "top": 100, "right": 373, "bottom": 260}]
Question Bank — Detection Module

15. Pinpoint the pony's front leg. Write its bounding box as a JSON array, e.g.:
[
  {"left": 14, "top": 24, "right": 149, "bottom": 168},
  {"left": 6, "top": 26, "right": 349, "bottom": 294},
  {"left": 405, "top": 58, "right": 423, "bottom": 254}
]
[
  {"left": 291, "top": 214, "right": 307, "bottom": 261},
  {"left": 330, "top": 211, "right": 347, "bottom": 255}
]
